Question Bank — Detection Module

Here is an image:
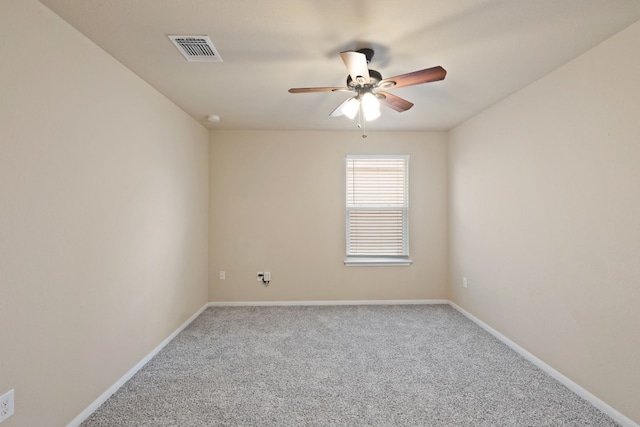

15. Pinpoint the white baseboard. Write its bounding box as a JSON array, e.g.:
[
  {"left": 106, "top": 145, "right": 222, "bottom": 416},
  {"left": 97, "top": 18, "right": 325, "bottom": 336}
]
[
  {"left": 66, "top": 303, "right": 209, "bottom": 427},
  {"left": 208, "top": 299, "right": 449, "bottom": 307},
  {"left": 68, "top": 299, "right": 637, "bottom": 427},
  {"left": 448, "top": 301, "right": 639, "bottom": 427}
]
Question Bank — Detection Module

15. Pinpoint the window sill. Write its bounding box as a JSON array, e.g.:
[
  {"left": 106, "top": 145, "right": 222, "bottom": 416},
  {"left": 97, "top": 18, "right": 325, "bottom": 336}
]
[{"left": 344, "top": 257, "right": 413, "bottom": 267}]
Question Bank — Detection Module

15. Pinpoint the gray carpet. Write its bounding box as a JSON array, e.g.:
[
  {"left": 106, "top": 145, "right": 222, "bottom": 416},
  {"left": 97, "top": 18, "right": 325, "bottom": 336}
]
[{"left": 81, "top": 305, "right": 619, "bottom": 426}]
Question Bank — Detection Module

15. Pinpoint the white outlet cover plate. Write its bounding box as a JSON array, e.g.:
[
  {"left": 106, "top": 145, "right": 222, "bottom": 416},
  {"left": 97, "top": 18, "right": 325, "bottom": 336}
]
[{"left": 0, "top": 389, "right": 15, "bottom": 422}]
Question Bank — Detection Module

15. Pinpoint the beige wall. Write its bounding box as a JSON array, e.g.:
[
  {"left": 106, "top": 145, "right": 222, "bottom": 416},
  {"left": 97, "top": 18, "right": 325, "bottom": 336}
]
[
  {"left": 448, "top": 21, "right": 640, "bottom": 423},
  {"left": 0, "top": 1, "right": 209, "bottom": 426},
  {"left": 209, "top": 130, "right": 449, "bottom": 302}
]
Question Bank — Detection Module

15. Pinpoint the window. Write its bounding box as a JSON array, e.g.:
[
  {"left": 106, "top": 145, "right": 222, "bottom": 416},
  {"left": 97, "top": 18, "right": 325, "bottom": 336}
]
[{"left": 345, "top": 155, "right": 411, "bottom": 266}]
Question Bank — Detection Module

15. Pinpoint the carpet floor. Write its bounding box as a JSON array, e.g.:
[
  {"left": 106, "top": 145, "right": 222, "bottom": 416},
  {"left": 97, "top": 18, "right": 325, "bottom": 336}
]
[{"left": 81, "top": 304, "right": 619, "bottom": 426}]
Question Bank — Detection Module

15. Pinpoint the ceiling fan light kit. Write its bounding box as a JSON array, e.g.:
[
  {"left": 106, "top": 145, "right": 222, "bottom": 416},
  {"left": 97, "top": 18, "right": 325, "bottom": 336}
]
[{"left": 288, "top": 48, "right": 446, "bottom": 126}]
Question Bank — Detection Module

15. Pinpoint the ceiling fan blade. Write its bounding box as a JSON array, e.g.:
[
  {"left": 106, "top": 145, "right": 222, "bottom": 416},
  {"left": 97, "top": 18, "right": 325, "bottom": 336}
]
[
  {"left": 380, "top": 66, "right": 446, "bottom": 90},
  {"left": 289, "top": 87, "right": 351, "bottom": 93},
  {"left": 340, "top": 51, "right": 370, "bottom": 84},
  {"left": 378, "top": 92, "right": 414, "bottom": 112}
]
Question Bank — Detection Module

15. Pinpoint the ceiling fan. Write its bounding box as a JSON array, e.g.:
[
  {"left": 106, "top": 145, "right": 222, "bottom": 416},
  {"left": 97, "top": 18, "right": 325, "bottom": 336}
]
[{"left": 288, "top": 48, "right": 446, "bottom": 122}]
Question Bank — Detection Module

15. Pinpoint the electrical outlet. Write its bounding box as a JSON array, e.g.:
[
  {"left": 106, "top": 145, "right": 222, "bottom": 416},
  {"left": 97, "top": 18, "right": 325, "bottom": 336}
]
[
  {"left": 219, "top": 271, "right": 225, "bottom": 280},
  {"left": 463, "top": 277, "right": 468, "bottom": 289},
  {"left": 257, "top": 272, "right": 264, "bottom": 282},
  {"left": 0, "top": 389, "right": 15, "bottom": 423},
  {"left": 263, "top": 272, "right": 271, "bottom": 282}
]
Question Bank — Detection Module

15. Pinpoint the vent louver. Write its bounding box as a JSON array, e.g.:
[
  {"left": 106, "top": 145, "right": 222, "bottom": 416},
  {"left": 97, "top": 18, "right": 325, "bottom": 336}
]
[{"left": 168, "top": 35, "right": 222, "bottom": 62}]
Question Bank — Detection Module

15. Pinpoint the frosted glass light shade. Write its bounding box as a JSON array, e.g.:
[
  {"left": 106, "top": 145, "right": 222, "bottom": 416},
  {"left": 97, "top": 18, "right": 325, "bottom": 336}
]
[
  {"left": 341, "top": 97, "right": 360, "bottom": 119},
  {"left": 361, "top": 92, "right": 381, "bottom": 121}
]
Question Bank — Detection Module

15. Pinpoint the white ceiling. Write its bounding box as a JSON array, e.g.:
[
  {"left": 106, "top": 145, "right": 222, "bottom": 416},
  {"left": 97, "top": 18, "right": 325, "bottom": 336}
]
[{"left": 39, "top": 0, "right": 640, "bottom": 132}]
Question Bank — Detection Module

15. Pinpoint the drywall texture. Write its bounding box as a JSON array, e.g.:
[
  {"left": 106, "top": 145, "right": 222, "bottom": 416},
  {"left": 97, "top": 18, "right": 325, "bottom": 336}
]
[
  {"left": 0, "top": 1, "right": 209, "bottom": 426},
  {"left": 449, "top": 21, "right": 640, "bottom": 424},
  {"left": 209, "top": 130, "right": 448, "bottom": 302}
]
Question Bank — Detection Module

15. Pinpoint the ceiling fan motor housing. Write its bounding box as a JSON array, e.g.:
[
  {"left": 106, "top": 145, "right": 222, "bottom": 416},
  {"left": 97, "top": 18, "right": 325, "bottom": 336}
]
[{"left": 347, "top": 69, "right": 382, "bottom": 91}]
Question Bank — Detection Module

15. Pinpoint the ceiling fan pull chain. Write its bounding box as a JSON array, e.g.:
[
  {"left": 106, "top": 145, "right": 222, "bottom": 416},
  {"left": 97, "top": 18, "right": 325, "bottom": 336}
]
[{"left": 360, "top": 108, "right": 368, "bottom": 139}]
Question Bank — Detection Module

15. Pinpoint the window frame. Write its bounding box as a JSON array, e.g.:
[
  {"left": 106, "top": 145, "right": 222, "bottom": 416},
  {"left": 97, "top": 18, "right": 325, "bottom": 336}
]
[{"left": 344, "top": 154, "right": 412, "bottom": 267}]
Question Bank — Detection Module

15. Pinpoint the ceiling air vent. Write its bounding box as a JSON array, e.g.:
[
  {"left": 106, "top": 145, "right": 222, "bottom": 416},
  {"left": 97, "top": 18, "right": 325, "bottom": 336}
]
[{"left": 168, "top": 35, "right": 222, "bottom": 62}]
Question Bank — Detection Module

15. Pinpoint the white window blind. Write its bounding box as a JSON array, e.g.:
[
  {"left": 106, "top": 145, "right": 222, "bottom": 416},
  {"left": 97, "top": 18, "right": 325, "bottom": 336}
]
[{"left": 345, "top": 155, "right": 410, "bottom": 265}]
